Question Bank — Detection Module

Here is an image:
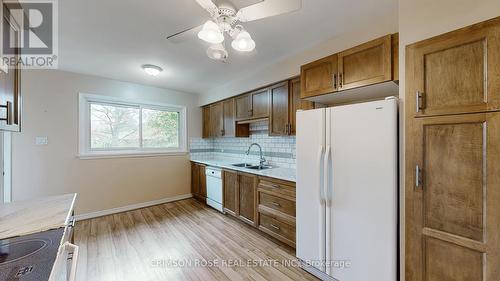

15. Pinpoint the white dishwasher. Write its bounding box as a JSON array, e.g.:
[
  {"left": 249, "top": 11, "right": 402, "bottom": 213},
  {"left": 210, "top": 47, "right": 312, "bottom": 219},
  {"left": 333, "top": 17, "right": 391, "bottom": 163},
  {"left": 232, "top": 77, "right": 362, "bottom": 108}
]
[{"left": 205, "top": 167, "right": 223, "bottom": 212}]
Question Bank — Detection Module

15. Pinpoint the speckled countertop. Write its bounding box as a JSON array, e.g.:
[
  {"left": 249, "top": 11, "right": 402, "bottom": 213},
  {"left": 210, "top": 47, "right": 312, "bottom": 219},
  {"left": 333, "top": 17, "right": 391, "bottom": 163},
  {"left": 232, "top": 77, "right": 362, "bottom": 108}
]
[
  {"left": 0, "top": 193, "right": 76, "bottom": 240},
  {"left": 190, "top": 156, "right": 296, "bottom": 182}
]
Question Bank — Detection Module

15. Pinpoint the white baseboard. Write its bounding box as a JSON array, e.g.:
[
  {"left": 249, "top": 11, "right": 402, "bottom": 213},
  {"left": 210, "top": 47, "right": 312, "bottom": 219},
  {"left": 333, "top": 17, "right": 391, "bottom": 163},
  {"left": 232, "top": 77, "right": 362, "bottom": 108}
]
[{"left": 75, "top": 193, "right": 193, "bottom": 221}]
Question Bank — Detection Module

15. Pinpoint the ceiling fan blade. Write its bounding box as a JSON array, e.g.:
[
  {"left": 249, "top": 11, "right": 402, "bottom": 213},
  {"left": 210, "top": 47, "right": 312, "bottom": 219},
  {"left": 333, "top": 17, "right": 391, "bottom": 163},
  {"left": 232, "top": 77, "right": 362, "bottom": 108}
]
[
  {"left": 166, "top": 25, "right": 203, "bottom": 43},
  {"left": 236, "top": 0, "right": 301, "bottom": 22},
  {"left": 195, "top": 0, "right": 219, "bottom": 13}
]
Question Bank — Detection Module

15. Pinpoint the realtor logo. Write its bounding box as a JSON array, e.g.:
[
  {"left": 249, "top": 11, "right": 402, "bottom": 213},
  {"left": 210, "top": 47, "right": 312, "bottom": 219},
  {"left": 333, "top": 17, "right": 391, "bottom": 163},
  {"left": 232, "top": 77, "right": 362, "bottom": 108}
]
[{"left": 2, "top": 0, "right": 58, "bottom": 69}]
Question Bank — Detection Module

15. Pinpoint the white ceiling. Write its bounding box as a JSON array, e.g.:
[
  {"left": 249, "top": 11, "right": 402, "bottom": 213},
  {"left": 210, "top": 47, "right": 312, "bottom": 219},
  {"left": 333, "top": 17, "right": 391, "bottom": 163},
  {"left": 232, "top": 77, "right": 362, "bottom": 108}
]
[{"left": 59, "top": 0, "right": 397, "bottom": 95}]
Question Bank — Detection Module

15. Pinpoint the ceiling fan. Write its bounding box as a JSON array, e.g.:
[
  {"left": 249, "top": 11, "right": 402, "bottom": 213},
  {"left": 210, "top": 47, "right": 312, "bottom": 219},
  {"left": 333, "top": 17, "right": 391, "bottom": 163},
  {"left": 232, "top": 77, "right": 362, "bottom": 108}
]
[{"left": 167, "top": 0, "right": 301, "bottom": 62}]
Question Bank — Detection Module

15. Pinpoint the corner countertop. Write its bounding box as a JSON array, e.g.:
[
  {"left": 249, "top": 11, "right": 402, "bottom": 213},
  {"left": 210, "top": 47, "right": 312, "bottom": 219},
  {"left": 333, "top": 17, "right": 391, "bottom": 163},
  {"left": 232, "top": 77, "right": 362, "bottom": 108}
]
[
  {"left": 0, "top": 193, "right": 77, "bottom": 240},
  {"left": 190, "top": 157, "right": 296, "bottom": 182}
]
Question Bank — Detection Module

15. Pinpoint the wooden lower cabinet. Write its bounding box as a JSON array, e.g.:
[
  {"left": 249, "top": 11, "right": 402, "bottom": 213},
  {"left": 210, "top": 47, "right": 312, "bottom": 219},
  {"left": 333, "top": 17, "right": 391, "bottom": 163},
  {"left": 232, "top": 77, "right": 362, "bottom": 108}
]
[
  {"left": 406, "top": 112, "right": 500, "bottom": 281},
  {"left": 221, "top": 170, "right": 296, "bottom": 247},
  {"left": 238, "top": 173, "right": 258, "bottom": 225},
  {"left": 191, "top": 162, "right": 206, "bottom": 200},
  {"left": 222, "top": 170, "right": 257, "bottom": 226},
  {"left": 257, "top": 177, "right": 296, "bottom": 247},
  {"left": 223, "top": 170, "right": 238, "bottom": 216}
]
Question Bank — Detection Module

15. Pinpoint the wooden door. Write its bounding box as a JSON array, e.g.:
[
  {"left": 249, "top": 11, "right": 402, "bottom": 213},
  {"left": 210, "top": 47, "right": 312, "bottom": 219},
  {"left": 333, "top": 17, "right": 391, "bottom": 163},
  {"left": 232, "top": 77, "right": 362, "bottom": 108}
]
[
  {"left": 235, "top": 94, "right": 251, "bottom": 120},
  {"left": 407, "top": 18, "right": 500, "bottom": 117},
  {"left": 209, "top": 102, "right": 223, "bottom": 137},
  {"left": 199, "top": 165, "right": 206, "bottom": 198},
  {"left": 300, "top": 54, "right": 338, "bottom": 98},
  {"left": 250, "top": 89, "right": 270, "bottom": 119},
  {"left": 406, "top": 113, "right": 500, "bottom": 281},
  {"left": 289, "top": 78, "right": 313, "bottom": 135},
  {"left": 202, "top": 106, "right": 210, "bottom": 138},
  {"left": 269, "top": 81, "right": 289, "bottom": 136},
  {"left": 223, "top": 170, "right": 238, "bottom": 216},
  {"left": 222, "top": 99, "right": 235, "bottom": 137},
  {"left": 0, "top": 11, "right": 21, "bottom": 132},
  {"left": 191, "top": 163, "right": 200, "bottom": 197},
  {"left": 338, "top": 35, "right": 392, "bottom": 91},
  {"left": 238, "top": 173, "right": 257, "bottom": 226}
]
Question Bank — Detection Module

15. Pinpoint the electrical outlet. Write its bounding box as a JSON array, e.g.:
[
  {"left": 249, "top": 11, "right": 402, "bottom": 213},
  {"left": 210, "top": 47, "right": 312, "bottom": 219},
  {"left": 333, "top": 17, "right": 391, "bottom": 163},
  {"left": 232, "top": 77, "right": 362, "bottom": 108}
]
[{"left": 35, "top": 136, "right": 48, "bottom": 145}]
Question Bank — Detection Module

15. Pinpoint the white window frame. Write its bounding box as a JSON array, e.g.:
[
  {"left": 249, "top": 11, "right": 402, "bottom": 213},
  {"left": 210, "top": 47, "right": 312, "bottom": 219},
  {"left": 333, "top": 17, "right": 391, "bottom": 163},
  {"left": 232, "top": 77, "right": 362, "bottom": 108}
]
[{"left": 78, "top": 93, "right": 187, "bottom": 159}]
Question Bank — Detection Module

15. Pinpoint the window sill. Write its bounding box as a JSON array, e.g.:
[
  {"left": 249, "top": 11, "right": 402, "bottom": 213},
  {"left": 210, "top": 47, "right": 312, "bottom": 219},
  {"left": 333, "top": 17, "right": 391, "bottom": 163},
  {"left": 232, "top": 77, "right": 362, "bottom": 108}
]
[{"left": 77, "top": 151, "right": 188, "bottom": 160}]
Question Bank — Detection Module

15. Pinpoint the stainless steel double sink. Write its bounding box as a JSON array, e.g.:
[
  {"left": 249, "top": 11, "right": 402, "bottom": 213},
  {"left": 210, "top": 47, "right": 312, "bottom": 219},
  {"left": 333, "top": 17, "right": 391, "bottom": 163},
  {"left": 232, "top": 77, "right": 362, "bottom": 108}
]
[{"left": 232, "top": 163, "right": 272, "bottom": 170}]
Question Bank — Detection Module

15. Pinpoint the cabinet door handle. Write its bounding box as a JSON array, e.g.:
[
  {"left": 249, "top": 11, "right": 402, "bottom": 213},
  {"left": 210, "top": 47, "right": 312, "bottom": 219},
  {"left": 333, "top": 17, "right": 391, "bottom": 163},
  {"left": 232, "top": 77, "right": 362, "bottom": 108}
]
[
  {"left": 333, "top": 74, "right": 337, "bottom": 88},
  {"left": 339, "top": 73, "right": 343, "bottom": 88},
  {"left": 270, "top": 224, "right": 280, "bottom": 230},
  {"left": 284, "top": 124, "right": 288, "bottom": 135},
  {"left": 0, "top": 101, "right": 12, "bottom": 125},
  {"left": 416, "top": 91, "right": 424, "bottom": 113},
  {"left": 271, "top": 202, "right": 281, "bottom": 207},
  {"left": 415, "top": 165, "right": 423, "bottom": 189}
]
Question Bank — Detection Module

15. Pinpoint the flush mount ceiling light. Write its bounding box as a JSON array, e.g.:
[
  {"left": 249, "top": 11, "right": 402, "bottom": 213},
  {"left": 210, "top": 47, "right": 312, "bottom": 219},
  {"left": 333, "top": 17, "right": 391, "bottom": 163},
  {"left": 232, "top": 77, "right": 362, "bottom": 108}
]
[
  {"left": 206, "top": 44, "right": 228, "bottom": 62},
  {"left": 167, "top": 0, "right": 302, "bottom": 61},
  {"left": 142, "top": 64, "right": 163, "bottom": 76}
]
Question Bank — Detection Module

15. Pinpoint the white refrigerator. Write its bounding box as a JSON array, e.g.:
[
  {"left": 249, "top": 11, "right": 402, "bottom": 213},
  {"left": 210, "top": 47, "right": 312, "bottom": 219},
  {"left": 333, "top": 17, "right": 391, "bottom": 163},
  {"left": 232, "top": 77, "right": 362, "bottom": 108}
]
[{"left": 296, "top": 98, "right": 398, "bottom": 281}]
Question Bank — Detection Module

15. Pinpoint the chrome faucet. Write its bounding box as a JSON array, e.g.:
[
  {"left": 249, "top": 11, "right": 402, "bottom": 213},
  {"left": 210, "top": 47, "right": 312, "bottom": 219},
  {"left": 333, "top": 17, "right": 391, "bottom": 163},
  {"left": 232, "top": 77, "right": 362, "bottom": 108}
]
[{"left": 246, "top": 143, "right": 266, "bottom": 167}]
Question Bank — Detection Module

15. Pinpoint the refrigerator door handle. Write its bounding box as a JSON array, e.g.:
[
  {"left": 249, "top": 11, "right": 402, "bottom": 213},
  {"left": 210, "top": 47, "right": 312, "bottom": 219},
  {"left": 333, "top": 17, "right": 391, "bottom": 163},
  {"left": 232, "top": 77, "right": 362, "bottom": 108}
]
[
  {"left": 317, "top": 145, "right": 325, "bottom": 204},
  {"left": 324, "top": 145, "right": 332, "bottom": 206}
]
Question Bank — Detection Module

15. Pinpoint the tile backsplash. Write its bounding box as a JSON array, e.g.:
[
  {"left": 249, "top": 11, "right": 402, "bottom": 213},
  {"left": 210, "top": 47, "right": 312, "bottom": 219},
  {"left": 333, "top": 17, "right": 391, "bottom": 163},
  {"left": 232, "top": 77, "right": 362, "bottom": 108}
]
[{"left": 190, "top": 121, "right": 296, "bottom": 169}]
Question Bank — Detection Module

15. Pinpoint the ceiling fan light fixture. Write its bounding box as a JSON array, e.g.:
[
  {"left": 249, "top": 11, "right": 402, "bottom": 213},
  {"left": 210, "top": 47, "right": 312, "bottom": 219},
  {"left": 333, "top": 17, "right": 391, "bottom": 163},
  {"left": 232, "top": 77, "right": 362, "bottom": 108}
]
[
  {"left": 198, "top": 20, "right": 224, "bottom": 44},
  {"left": 142, "top": 64, "right": 163, "bottom": 76},
  {"left": 206, "top": 44, "right": 228, "bottom": 61},
  {"left": 231, "top": 30, "right": 255, "bottom": 52}
]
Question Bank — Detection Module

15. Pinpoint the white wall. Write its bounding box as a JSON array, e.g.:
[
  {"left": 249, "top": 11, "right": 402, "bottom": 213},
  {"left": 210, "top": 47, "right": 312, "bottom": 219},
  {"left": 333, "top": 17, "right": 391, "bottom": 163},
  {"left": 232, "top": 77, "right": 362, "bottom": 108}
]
[
  {"left": 13, "top": 70, "right": 201, "bottom": 215},
  {"left": 398, "top": 1, "right": 500, "bottom": 280},
  {"left": 200, "top": 12, "right": 399, "bottom": 105}
]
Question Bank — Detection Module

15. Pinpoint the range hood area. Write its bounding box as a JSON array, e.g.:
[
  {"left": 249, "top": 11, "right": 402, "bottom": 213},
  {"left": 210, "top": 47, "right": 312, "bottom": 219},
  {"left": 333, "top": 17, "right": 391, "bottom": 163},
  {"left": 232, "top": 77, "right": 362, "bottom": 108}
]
[{"left": 304, "top": 80, "right": 399, "bottom": 105}]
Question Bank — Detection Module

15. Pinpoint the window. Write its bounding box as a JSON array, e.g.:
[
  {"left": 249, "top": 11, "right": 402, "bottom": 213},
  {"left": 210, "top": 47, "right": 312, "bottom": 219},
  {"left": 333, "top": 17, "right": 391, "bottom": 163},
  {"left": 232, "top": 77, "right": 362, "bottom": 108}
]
[{"left": 79, "top": 93, "right": 187, "bottom": 158}]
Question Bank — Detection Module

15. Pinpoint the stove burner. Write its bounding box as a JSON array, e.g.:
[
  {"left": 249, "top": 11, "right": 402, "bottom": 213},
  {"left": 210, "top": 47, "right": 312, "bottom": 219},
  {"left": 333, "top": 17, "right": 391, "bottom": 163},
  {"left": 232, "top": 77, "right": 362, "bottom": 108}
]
[
  {"left": 0, "top": 228, "right": 64, "bottom": 281},
  {"left": 0, "top": 239, "right": 48, "bottom": 264}
]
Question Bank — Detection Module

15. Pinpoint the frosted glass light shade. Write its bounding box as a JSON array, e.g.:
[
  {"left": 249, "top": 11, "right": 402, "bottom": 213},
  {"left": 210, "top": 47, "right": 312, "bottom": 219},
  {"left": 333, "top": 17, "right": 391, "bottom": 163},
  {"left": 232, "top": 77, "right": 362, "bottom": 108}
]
[
  {"left": 231, "top": 30, "right": 255, "bottom": 52},
  {"left": 198, "top": 20, "right": 224, "bottom": 44},
  {"left": 206, "top": 44, "right": 228, "bottom": 61}
]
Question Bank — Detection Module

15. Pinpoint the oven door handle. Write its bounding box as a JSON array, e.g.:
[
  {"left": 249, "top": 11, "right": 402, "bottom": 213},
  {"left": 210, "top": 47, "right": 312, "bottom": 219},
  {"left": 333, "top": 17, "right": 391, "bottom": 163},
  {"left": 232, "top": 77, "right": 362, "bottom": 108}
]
[{"left": 63, "top": 242, "right": 79, "bottom": 281}]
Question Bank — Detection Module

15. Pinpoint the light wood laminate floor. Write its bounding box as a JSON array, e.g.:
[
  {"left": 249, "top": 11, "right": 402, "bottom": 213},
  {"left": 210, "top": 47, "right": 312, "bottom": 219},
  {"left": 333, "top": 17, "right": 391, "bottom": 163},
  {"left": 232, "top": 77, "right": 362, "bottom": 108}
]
[{"left": 74, "top": 198, "right": 318, "bottom": 281}]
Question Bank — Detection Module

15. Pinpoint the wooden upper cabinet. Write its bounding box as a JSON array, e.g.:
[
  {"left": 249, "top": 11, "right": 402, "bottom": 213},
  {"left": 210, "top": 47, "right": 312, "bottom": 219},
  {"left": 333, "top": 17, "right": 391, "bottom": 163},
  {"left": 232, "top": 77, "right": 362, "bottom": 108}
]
[
  {"left": 250, "top": 88, "right": 270, "bottom": 119},
  {"left": 289, "top": 78, "right": 313, "bottom": 135},
  {"left": 406, "top": 113, "right": 500, "bottom": 281},
  {"left": 236, "top": 88, "right": 270, "bottom": 120},
  {"left": 269, "top": 81, "right": 290, "bottom": 136},
  {"left": 235, "top": 94, "right": 251, "bottom": 120},
  {"left": 338, "top": 35, "right": 392, "bottom": 91},
  {"left": 223, "top": 170, "right": 238, "bottom": 217},
  {"left": 407, "top": 18, "right": 500, "bottom": 117},
  {"left": 300, "top": 54, "right": 338, "bottom": 98},
  {"left": 238, "top": 173, "right": 257, "bottom": 226},
  {"left": 222, "top": 99, "right": 235, "bottom": 137},
  {"left": 202, "top": 106, "right": 210, "bottom": 138},
  {"left": 209, "top": 102, "right": 223, "bottom": 137}
]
